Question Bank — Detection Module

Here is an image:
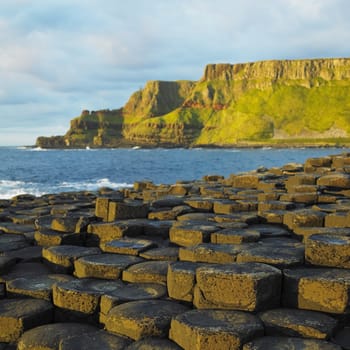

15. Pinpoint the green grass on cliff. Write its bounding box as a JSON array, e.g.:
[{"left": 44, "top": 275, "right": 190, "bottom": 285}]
[
  {"left": 121, "top": 79, "right": 350, "bottom": 146},
  {"left": 56, "top": 62, "right": 350, "bottom": 148}
]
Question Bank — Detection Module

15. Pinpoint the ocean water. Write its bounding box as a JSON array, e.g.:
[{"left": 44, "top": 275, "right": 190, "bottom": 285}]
[{"left": 0, "top": 146, "right": 348, "bottom": 199}]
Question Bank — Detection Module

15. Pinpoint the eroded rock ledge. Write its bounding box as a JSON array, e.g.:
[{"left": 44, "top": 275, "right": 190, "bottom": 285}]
[
  {"left": 36, "top": 58, "right": 350, "bottom": 149},
  {"left": 1, "top": 153, "right": 350, "bottom": 348}
]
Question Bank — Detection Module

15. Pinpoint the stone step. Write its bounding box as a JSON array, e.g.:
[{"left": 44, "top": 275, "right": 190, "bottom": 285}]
[
  {"left": 34, "top": 228, "right": 85, "bottom": 246},
  {"left": 105, "top": 300, "right": 189, "bottom": 340},
  {"left": 167, "top": 261, "right": 204, "bottom": 303},
  {"left": 42, "top": 245, "right": 101, "bottom": 273},
  {"left": 87, "top": 219, "right": 146, "bottom": 243},
  {"left": 0, "top": 234, "right": 29, "bottom": 253},
  {"left": 0, "top": 298, "right": 53, "bottom": 343},
  {"left": 100, "top": 282, "right": 167, "bottom": 323},
  {"left": 0, "top": 262, "right": 51, "bottom": 283},
  {"left": 305, "top": 234, "right": 350, "bottom": 268},
  {"left": 259, "top": 308, "right": 338, "bottom": 340},
  {"left": 194, "top": 262, "right": 282, "bottom": 311},
  {"left": 169, "top": 221, "right": 219, "bottom": 247},
  {"left": 1, "top": 246, "right": 42, "bottom": 263},
  {"left": 179, "top": 243, "right": 251, "bottom": 264},
  {"left": 125, "top": 337, "right": 182, "bottom": 350},
  {"left": 101, "top": 238, "right": 157, "bottom": 256},
  {"left": 283, "top": 209, "right": 326, "bottom": 230},
  {"left": 283, "top": 267, "right": 350, "bottom": 314},
  {"left": 17, "top": 323, "right": 99, "bottom": 350},
  {"left": 236, "top": 244, "right": 304, "bottom": 268},
  {"left": 59, "top": 329, "right": 132, "bottom": 350},
  {"left": 122, "top": 260, "right": 170, "bottom": 285},
  {"left": 243, "top": 336, "right": 342, "bottom": 349},
  {"left": 74, "top": 253, "right": 143, "bottom": 279},
  {"left": 6, "top": 274, "right": 74, "bottom": 300},
  {"left": 108, "top": 201, "right": 149, "bottom": 221},
  {"left": 211, "top": 228, "right": 261, "bottom": 244},
  {"left": 169, "top": 309, "right": 264, "bottom": 350},
  {"left": 139, "top": 247, "right": 179, "bottom": 261},
  {"left": 53, "top": 278, "right": 123, "bottom": 315}
]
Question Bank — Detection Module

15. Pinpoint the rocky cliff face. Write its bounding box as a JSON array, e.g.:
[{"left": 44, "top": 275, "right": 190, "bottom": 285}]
[
  {"left": 202, "top": 59, "right": 350, "bottom": 82},
  {"left": 36, "top": 58, "right": 350, "bottom": 148}
]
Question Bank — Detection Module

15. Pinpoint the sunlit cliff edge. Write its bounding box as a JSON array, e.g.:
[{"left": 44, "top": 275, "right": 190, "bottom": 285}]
[{"left": 36, "top": 58, "right": 350, "bottom": 148}]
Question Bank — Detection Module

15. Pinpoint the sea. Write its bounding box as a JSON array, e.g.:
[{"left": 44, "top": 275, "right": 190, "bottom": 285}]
[{"left": 0, "top": 146, "right": 349, "bottom": 200}]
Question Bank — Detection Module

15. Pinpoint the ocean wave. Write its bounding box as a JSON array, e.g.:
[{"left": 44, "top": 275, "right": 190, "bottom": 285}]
[
  {"left": 0, "top": 178, "right": 132, "bottom": 199},
  {"left": 58, "top": 178, "right": 133, "bottom": 191},
  {"left": 0, "top": 180, "right": 43, "bottom": 199}
]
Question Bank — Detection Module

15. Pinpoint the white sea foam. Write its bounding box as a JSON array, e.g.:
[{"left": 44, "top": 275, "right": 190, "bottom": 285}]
[
  {"left": 0, "top": 180, "right": 43, "bottom": 199},
  {"left": 59, "top": 178, "right": 133, "bottom": 191},
  {"left": 0, "top": 178, "right": 132, "bottom": 199},
  {"left": 29, "top": 147, "right": 47, "bottom": 152}
]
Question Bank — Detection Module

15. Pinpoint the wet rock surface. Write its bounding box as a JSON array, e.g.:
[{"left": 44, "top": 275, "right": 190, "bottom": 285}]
[{"left": 1, "top": 153, "right": 350, "bottom": 348}]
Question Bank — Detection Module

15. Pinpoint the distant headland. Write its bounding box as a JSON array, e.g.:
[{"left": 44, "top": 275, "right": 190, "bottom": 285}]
[{"left": 36, "top": 58, "right": 350, "bottom": 148}]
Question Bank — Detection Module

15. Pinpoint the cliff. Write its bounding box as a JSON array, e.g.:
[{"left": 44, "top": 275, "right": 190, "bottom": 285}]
[{"left": 36, "top": 58, "right": 350, "bottom": 148}]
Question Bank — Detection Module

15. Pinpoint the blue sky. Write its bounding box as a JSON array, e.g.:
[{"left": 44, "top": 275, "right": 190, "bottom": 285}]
[{"left": 1, "top": 0, "right": 349, "bottom": 146}]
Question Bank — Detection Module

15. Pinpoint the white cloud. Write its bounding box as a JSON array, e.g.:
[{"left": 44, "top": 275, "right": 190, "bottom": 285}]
[{"left": 0, "top": 0, "right": 349, "bottom": 145}]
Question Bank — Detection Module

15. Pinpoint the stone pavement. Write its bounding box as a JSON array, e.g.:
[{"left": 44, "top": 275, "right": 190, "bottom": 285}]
[{"left": 1, "top": 153, "right": 350, "bottom": 348}]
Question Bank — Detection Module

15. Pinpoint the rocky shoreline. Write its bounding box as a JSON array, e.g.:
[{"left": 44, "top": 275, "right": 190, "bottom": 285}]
[{"left": 1, "top": 153, "right": 350, "bottom": 349}]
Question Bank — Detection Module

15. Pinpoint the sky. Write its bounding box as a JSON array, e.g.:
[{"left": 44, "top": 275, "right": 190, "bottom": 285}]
[{"left": 0, "top": 0, "right": 349, "bottom": 146}]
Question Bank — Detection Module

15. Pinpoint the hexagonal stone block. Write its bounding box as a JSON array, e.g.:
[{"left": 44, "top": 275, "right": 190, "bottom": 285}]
[
  {"left": 324, "top": 212, "right": 350, "bottom": 228},
  {"left": 243, "top": 336, "right": 342, "bottom": 349},
  {"left": 125, "top": 337, "right": 182, "bottom": 350},
  {"left": 17, "top": 323, "right": 98, "bottom": 350},
  {"left": 34, "top": 228, "right": 85, "bottom": 246},
  {"left": 259, "top": 308, "right": 338, "bottom": 340},
  {"left": 211, "top": 228, "right": 260, "bottom": 244},
  {"left": 108, "top": 201, "right": 149, "bottom": 221},
  {"left": 59, "top": 330, "right": 132, "bottom": 350},
  {"left": 214, "top": 213, "right": 260, "bottom": 224},
  {"left": 305, "top": 234, "right": 350, "bottom": 268},
  {"left": 100, "top": 282, "right": 167, "bottom": 318},
  {"left": 169, "top": 222, "right": 218, "bottom": 247},
  {"left": 51, "top": 216, "right": 86, "bottom": 233},
  {"left": 0, "top": 256, "right": 16, "bottom": 274},
  {"left": 42, "top": 245, "right": 101, "bottom": 273},
  {"left": 0, "top": 298, "right": 53, "bottom": 342},
  {"left": 213, "top": 200, "right": 243, "bottom": 214},
  {"left": 0, "top": 262, "right": 50, "bottom": 283},
  {"left": 293, "top": 226, "right": 350, "bottom": 242},
  {"left": 6, "top": 274, "right": 74, "bottom": 300},
  {"left": 167, "top": 261, "right": 204, "bottom": 303},
  {"left": 247, "top": 224, "right": 291, "bottom": 238},
  {"left": 53, "top": 278, "right": 122, "bottom": 314},
  {"left": 74, "top": 253, "right": 143, "bottom": 279},
  {"left": 236, "top": 245, "right": 304, "bottom": 268},
  {"left": 87, "top": 220, "right": 145, "bottom": 243},
  {"left": 283, "top": 267, "right": 350, "bottom": 314},
  {"left": 194, "top": 262, "right": 282, "bottom": 311},
  {"left": 179, "top": 243, "right": 250, "bottom": 264},
  {"left": 0, "top": 234, "right": 29, "bottom": 253},
  {"left": 283, "top": 209, "right": 326, "bottom": 230},
  {"left": 105, "top": 300, "right": 189, "bottom": 340},
  {"left": 2, "top": 246, "right": 42, "bottom": 263},
  {"left": 169, "top": 309, "right": 264, "bottom": 350},
  {"left": 317, "top": 173, "right": 350, "bottom": 189},
  {"left": 122, "top": 261, "right": 170, "bottom": 285},
  {"left": 139, "top": 247, "right": 179, "bottom": 261},
  {"left": 101, "top": 238, "right": 157, "bottom": 256},
  {"left": 177, "top": 213, "right": 217, "bottom": 223},
  {"left": 184, "top": 197, "right": 214, "bottom": 212}
]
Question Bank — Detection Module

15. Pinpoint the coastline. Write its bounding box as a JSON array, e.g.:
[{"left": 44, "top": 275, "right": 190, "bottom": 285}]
[
  {"left": 32, "top": 138, "right": 350, "bottom": 150},
  {"left": 0, "top": 151, "right": 350, "bottom": 348}
]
